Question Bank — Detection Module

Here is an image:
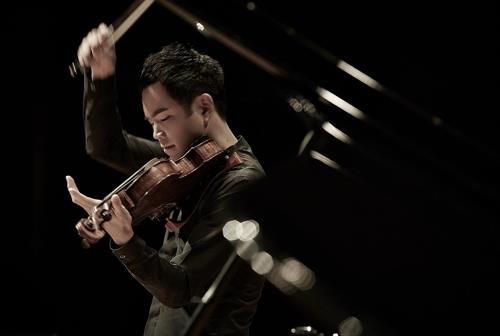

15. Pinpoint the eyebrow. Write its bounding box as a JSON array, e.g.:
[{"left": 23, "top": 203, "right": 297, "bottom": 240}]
[{"left": 145, "top": 107, "right": 169, "bottom": 121}]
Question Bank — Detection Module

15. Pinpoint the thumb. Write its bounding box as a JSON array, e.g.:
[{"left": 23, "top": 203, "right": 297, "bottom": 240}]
[
  {"left": 66, "top": 175, "right": 81, "bottom": 203},
  {"left": 66, "top": 175, "right": 78, "bottom": 192},
  {"left": 66, "top": 175, "right": 100, "bottom": 215},
  {"left": 111, "top": 194, "right": 131, "bottom": 221}
]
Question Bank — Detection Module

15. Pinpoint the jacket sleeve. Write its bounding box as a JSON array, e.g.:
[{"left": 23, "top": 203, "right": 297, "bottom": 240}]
[
  {"left": 110, "top": 234, "right": 191, "bottom": 307},
  {"left": 83, "top": 73, "right": 164, "bottom": 175},
  {"left": 110, "top": 172, "right": 259, "bottom": 307}
]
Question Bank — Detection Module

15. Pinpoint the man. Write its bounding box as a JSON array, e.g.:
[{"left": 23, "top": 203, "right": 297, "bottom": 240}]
[{"left": 67, "top": 23, "right": 266, "bottom": 335}]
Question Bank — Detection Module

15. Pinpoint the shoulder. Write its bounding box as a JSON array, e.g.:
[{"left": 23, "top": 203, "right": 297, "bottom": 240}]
[
  {"left": 208, "top": 153, "right": 264, "bottom": 203},
  {"left": 184, "top": 140, "right": 264, "bottom": 242},
  {"left": 213, "top": 138, "right": 266, "bottom": 197},
  {"left": 196, "top": 138, "right": 265, "bottom": 215}
]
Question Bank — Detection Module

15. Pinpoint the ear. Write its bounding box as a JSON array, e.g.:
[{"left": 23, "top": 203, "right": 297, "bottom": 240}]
[{"left": 193, "top": 93, "right": 215, "bottom": 126}]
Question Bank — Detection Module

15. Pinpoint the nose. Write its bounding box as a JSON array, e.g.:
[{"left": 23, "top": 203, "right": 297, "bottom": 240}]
[{"left": 152, "top": 123, "right": 164, "bottom": 140}]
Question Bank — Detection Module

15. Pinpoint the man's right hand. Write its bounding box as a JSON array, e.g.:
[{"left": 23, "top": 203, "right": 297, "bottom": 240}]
[{"left": 77, "top": 23, "right": 116, "bottom": 80}]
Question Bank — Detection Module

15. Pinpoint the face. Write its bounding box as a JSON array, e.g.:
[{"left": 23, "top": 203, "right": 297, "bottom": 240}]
[{"left": 142, "top": 82, "right": 206, "bottom": 160}]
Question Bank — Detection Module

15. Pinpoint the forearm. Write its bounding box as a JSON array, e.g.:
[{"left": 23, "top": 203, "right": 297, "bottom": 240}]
[
  {"left": 83, "top": 73, "right": 163, "bottom": 175},
  {"left": 111, "top": 235, "right": 192, "bottom": 307}
]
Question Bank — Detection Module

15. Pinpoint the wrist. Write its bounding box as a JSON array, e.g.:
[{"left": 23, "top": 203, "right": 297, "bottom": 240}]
[
  {"left": 112, "top": 232, "right": 134, "bottom": 246},
  {"left": 91, "top": 68, "right": 116, "bottom": 80}
]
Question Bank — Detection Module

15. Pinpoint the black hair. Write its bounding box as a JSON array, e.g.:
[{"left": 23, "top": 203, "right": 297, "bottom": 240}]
[{"left": 139, "top": 42, "right": 227, "bottom": 119}]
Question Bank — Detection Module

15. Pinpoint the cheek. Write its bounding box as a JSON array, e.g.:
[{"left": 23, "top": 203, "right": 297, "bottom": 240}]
[
  {"left": 182, "top": 116, "right": 204, "bottom": 138},
  {"left": 186, "top": 118, "right": 204, "bottom": 135},
  {"left": 171, "top": 121, "right": 200, "bottom": 149}
]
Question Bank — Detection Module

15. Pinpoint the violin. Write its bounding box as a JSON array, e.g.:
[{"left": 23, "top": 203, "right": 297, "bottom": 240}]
[{"left": 80, "top": 137, "right": 242, "bottom": 248}]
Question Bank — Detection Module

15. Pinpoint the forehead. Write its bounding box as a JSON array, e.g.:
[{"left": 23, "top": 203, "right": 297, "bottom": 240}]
[
  {"left": 142, "top": 82, "right": 179, "bottom": 117},
  {"left": 142, "top": 82, "right": 171, "bottom": 104}
]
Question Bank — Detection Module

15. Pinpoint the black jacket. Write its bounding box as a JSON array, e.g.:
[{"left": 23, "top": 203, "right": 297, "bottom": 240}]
[{"left": 84, "top": 74, "right": 266, "bottom": 335}]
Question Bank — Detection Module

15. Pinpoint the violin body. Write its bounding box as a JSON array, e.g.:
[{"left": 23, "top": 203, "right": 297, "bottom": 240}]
[
  {"left": 92, "top": 137, "right": 241, "bottom": 228},
  {"left": 120, "top": 138, "right": 227, "bottom": 224}
]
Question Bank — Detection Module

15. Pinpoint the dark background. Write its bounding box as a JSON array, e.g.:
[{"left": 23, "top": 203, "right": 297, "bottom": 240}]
[{"left": 6, "top": 0, "right": 499, "bottom": 335}]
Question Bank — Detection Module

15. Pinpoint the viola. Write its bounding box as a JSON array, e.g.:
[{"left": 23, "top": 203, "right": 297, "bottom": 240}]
[{"left": 80, "top": 137, "right": 241, "bottom": 247}]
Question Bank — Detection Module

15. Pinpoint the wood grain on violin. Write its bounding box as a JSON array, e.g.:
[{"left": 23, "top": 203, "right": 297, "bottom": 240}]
[{"left": 80, "top": 137, "right": 242, "bottom": 247}]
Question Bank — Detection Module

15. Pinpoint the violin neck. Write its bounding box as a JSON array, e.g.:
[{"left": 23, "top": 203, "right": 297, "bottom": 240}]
[{"left": 97, "top": 157, "right": 162, "bottom": 208}]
